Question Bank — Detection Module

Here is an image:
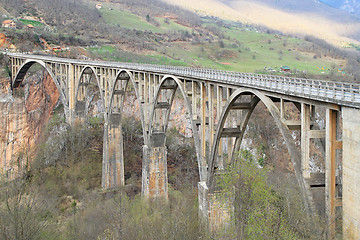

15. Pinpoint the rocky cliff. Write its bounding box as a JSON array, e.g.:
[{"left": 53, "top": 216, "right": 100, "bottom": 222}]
[{"left": 0, "top": 70, "right": 59, "bottom": 176}]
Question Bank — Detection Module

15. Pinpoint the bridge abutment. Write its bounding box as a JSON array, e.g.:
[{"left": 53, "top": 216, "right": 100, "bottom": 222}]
[
  {"left": 342, "top": 107, "right": 360, "bottom": 239},
  {"left": 142, "top": 145, "right": 168, "bottom": 199}
]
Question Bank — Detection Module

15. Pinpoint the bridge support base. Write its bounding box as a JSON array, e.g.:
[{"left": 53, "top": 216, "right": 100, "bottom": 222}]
[
  {"left": 142, "top": 145, "right": 168, "bottom": 199},
  {"left": 102, "top": 122, "right": 125, "bottom": 189},
  {"left": 198, "top": 181, "right": 231, "bottom": 233}
]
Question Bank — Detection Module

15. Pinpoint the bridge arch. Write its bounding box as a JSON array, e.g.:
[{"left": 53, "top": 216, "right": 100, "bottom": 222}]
[
  {"left": 148, "top": 75, "right": 204, "bottom": 181},
  {"left": 12, "top": 59, "right": 67, "bottom": 108},
  {"left": 207, "top": 88, "right": 312, "bottom": 216},
  {"left": 108, "top": 69, "right": 146, "bottom": 138},
  {"left": 74, "top": 66, "right": 105, "bottom": 118}
]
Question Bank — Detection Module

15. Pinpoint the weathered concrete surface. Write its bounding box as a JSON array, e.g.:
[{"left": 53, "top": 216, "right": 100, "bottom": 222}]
[
  {"left": 142, "top": 145, "right": 168, "bottom": 199},
  {"left": 342, "top": 107, "right": 360, "bottom": 239},
  {"left": 198, "top": 181, "right": 231, "bottom": 233},
  {"left": 198, "top": 181, "right": 209, "bottom": 219},
  {"left": 102, "top": 122, "right": 124, "bottom": 189}
]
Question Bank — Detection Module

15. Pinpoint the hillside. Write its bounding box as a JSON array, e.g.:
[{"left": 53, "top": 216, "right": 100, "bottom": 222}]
[
  {"left": 0, "top": 0, "right": 359, "bottom": 81},
  {"left": 162, "top": 0, "right": 360, "bottom": 47}
]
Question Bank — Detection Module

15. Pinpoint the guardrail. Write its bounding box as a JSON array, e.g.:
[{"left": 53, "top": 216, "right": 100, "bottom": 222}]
[
  {"left": 119, "top": 63, "right": 360, "bottom": 105},
  {"left": 7, "top": 53, "right": 360, "bottom": 108}
]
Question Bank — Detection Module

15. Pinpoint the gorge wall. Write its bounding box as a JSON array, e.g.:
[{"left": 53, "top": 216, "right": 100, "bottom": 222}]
[{"left": 0, "top": 70, "right": 59, "bottom": 176}]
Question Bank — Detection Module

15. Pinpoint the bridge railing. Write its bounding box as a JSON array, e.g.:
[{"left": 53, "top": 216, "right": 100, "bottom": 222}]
[{"left": 139, "top": 64, "right": 360, "bottom": 105}]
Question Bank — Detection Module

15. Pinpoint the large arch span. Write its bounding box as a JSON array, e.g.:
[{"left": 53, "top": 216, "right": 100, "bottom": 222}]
[
  {"left": 12, "top": 59, "right": 67, "bottom": 108},
  {"left": 207, "top": 88, "right": 315, "bottom": 216}
]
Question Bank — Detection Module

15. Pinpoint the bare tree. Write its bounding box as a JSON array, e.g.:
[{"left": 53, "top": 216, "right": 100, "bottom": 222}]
[{"left": 0, "top": 176, "right": 56, "bottom": 240}]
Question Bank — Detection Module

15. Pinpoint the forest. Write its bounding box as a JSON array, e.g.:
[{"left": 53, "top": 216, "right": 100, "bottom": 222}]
[{"left": 0, "top": 113, "right": 323, "bottom": 239}]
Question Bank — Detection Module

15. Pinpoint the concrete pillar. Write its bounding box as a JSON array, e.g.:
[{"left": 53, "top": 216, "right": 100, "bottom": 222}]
[
  {"left": 102, "top": 116, "right": 125, "bottom": 189},
  {"left": 198, "top": 181, "right": 231, "bottom": 233},
  {"left": 142, "top": 145, "right": 168, "bottom": 199},
  {"left": 102, "top": 123, "right": 109, "bottom": 189},
  {"left": 342, "top": 107, "right": 360, "bottom": 239},
  {"left": 325, "top": 109, "right": 340, "bottom": 239},
  {"left": 226, "top": 88, "right": 233, "bottom": 165},
  {"left": 200, "top": 82, "right": 207, "bottom": 165},
  {"left": 216, "top": 86, "right": 224, "bottom": 170},
  {"left": 301, "top": 103, "right": 311, "bottom": 179},
  {"left": 67, "top": 63, "right": 76, "bottom": 124}
]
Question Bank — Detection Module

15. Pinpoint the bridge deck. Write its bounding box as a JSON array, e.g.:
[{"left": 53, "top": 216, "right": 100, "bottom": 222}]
[{"left": 7, "top": 53, "right": 360, "bottom": 109}]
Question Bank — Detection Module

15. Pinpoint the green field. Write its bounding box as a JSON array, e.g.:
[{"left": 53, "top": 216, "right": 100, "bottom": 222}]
[
  {"left": 19, "top": 19, "right": 44, "bottom": 27},
  {"left": 88, "top": 45, "right": 188, "bottom": 66},
  {"left": 100, "top": 8, "right": 162, "bottom": 33},
  {"left": 88, "top": 45, "right": 117, "bottom": 54},
  {"left": 98, "top": 3, "right": 192, "bottom": 34},
  {"left": 154, "top": 17, "right": 192, "bottom": 32}
]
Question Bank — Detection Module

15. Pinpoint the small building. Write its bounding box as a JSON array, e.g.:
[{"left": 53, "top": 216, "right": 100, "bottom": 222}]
[
  {"left": 280, "top": 66, "right": 291, "bottom": 72},
  {"left": 52, "top": 46, "right": 62, "bottom": 52},
  {"left": 27, "top": 24, "right": 34, "bottom": 29},
  {"left": 95, "top": 4, "right": 102, "bottom": 9},
  {"left": 2, "top": 20, "right": 16, "bottom": 29}
]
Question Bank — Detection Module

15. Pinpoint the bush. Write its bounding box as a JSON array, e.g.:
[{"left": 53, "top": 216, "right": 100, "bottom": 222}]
[
  {"left": 0, "top": 176, "right": 58, "bottom": 240},
  {"left": 217, "top": 156, "right": 323, "bottom": 239},
  {"left": 97, "top": 189, "right": 208, "bottom": 240},
  {"left": 31, "top": 123, "right": 103, "bottom": 198}
]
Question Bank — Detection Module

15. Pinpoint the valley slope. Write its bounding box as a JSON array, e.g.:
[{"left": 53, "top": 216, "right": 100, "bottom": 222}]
[{"left": 162, "top": 0, "right": 360, "bottom": 46}]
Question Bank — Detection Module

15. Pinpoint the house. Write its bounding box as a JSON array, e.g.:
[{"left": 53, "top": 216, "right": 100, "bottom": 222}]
[
  {"left": 52, "top": 46, "right": 62, "bottom": 52},
  {"left": 2, "top": 20, "right": 16, "bottom": 29},
  {"left": 95, "top": 4, "right": 102, "bottom": 9},
  {"left": 280, "top": 66, "right": 291, "bottom": 72},
  {"left": 27, "top": 24, "right": 34, "bottom": 29}
]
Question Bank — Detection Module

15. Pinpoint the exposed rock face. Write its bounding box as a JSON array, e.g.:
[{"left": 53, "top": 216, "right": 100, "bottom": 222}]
[{"left": 0, "top": 70, "right": 59, "bottom": 176}]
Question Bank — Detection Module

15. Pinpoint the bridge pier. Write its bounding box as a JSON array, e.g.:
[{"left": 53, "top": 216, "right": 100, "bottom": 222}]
[
  {"left": 68, "top": 63, "right": 76, "bottom": 125},
  {"left": 142, "top": 144, "right": 168, "bottom": 199},
  {"left": 102, "top": 115, "right": 125, "bottom": 189},
  {"left": 198, "top": 182, "right": 232, "bottom": 233}
]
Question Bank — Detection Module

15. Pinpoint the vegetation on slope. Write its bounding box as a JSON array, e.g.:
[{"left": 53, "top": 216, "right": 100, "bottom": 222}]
[
  {"left": 217, "top": 155, "right": 324, "bottom": 239},
  {"left": 0, "top": 111, "right": 322, "bottom": 239},
  {"left": 0, "top": 111, "right": 205, "bottom": 239}
]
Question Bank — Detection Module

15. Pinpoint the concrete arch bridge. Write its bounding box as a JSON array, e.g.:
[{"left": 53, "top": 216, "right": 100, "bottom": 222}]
[{"left": 7, "top": 53, "right": 360, "bottom": 239}]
